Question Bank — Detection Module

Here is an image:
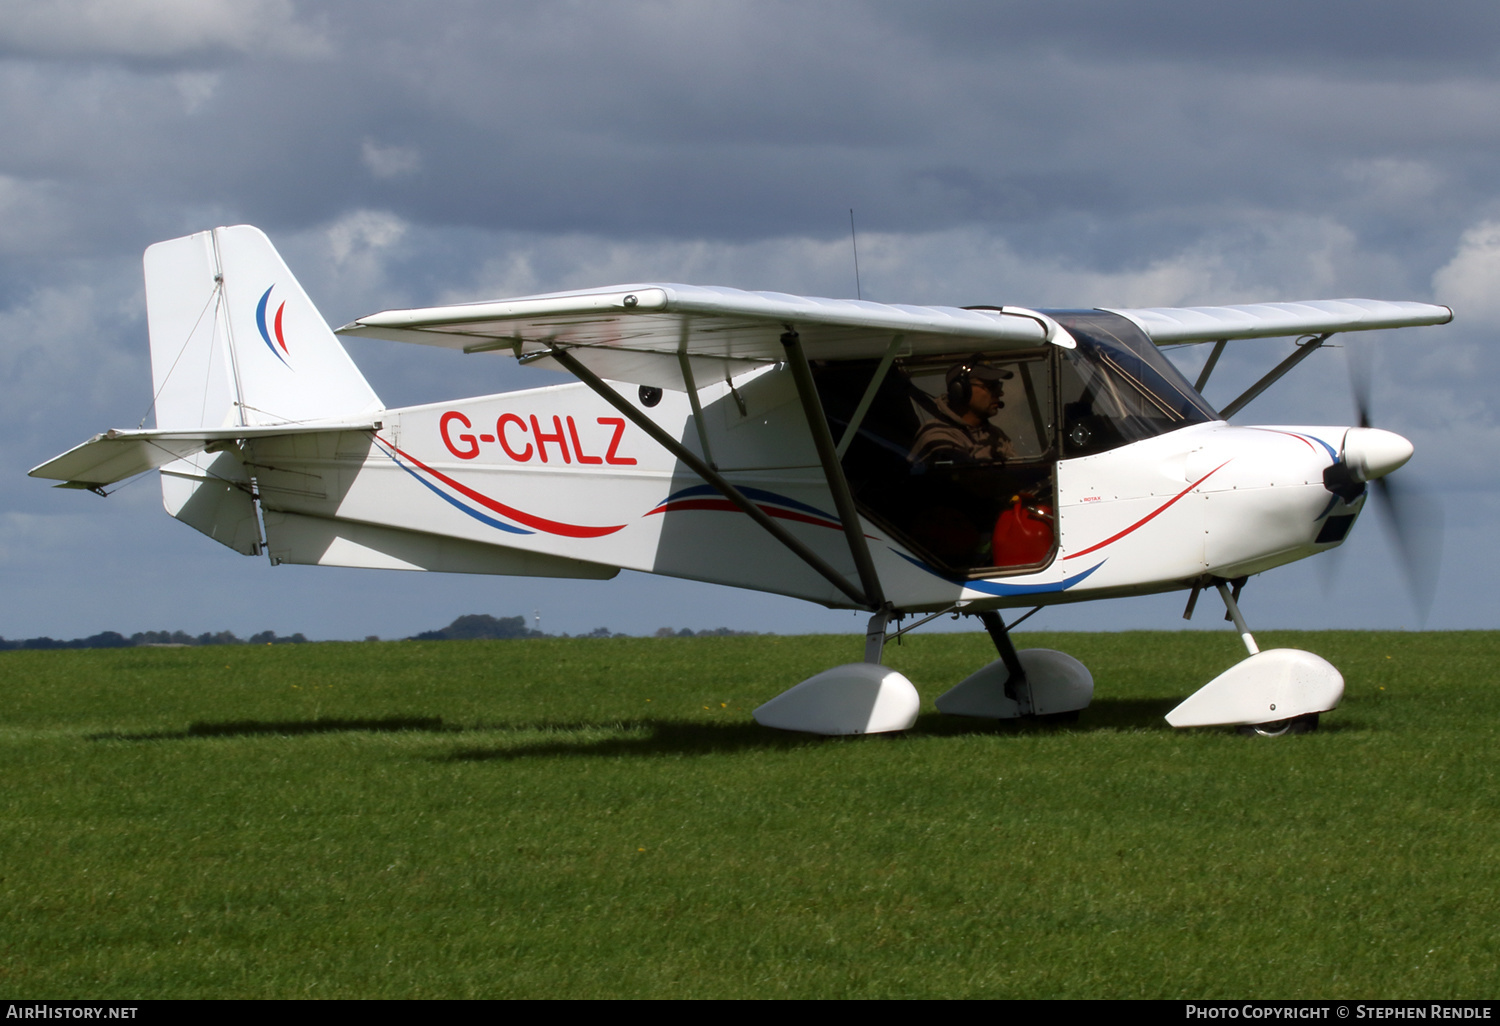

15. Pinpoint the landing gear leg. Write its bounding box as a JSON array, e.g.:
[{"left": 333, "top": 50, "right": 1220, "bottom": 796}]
[
  {"left": 864, "top": 607, "right": 892, "bottom": 665},
  {"left": 976, "top": 610, "right": 1033, "bottom": 715},
  {"left": 935, "top": 611, "right": 1093, "bottom": 720},
  {"left": 1217, "top": 579, "right": 1259, "bottom": 656}
]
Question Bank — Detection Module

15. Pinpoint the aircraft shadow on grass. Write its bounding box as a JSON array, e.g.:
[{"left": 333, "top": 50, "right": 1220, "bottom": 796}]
[
  {"left": 437, "top": 697, "right": 1185, "bottom": 762},
  {"left": 86, "top": 697, "right": 1292, "bottom": 757},
  {"left": 86, "top": 716, "right": 455, "bottom": 742}
]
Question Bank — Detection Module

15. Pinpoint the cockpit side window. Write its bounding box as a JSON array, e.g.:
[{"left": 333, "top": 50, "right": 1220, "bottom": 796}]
[
  {"left": 904, "top": 356, "right": 1055, "bottom": 462},
  {"left": 813, "top": 350, "right": 1058, "bottom": 576}
]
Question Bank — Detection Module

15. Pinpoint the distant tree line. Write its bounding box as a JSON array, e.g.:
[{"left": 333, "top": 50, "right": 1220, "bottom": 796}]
[
  {"left": 409, "top": 614, "right": 765, "bottom": 641},
  {"left": 0, "top": 630, "right": 309, "bottom": 651},
  {"left": 1, "top": 614, "right": 767, "bottom": 651},
  {"left": 652, "top": 626, "right": 761, "bottom": 638},
  {"left": 410, "top": 615, "right": 546, "bottom": 641}
]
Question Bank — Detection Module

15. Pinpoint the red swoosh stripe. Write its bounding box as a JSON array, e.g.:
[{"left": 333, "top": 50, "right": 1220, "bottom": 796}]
[
  {"left": 1064, "top": 461, "right": 1229, "bottom": 560},
  {"left": 378, "top": 436, "right": 626, "bottom": 538}
]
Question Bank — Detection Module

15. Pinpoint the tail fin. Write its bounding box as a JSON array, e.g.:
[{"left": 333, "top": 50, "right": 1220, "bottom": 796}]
[
  {"left": 145, "top": 225, "right": 383, "bottom": 429},
  {"left": 143, "top": 226, "right": 383, "bottom": 554}
]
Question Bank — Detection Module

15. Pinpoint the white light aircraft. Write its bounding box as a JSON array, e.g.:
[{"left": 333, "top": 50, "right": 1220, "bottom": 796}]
[{"left": 32, "top": 227, "right": 1451, "bottom": 736}]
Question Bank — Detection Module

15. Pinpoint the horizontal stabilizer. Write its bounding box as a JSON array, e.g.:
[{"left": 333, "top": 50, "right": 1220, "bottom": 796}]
[{"left": 29, "top": 420, "right": 380, "bottom": 488}]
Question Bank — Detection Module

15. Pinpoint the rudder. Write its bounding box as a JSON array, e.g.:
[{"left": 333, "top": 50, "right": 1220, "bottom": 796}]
[
  {"left": 143, "top": 225, "right": 384, "bottom": 554},
  {"left": 145, "top": 225, "right": 383, "bottom": 430}
]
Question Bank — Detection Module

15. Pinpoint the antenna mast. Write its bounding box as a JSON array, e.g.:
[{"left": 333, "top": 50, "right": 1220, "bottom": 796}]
[{"left": 849, "top": 208, "right": 862, "bottom": 301}]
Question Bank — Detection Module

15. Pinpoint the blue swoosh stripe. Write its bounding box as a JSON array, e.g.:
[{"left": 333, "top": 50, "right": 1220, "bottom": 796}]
[
  {"left": 893, "top": 549, "right": 1105, "bottom": 595},
  {"left": 657, "top": 483, "right": 839, "bottom": 523},
  {"left": 377, "top": 441, "right": 533, "bottom": 535},
  {"left": 255, "top": 286, "right": 290, "bottom": 367}
]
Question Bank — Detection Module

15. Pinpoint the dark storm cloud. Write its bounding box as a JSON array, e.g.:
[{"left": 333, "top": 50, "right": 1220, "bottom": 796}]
[
  {"left": 0, "top": 8, "right": 1476, "bottom": 240},
  {"left": 0, "top": 2, "right": 1480, "bottom": 306},
  {"left": 1, "top": 0, "right": 1496, "bottom": 269},
  {"left": 4, "top": 1, "right": 1496, "bottom": 327},
  {"left": 874, "top": 1, "right": 1500, "bottom": 74}
]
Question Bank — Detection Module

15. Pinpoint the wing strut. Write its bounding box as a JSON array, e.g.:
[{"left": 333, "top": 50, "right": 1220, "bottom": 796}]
[
  {"left": 540, "top": 341, "right": 876, "bottom": 609},
  {"left": 1193, "top": 339, "right": 1227, "bottom": 392},
  {"left": 779, "top": 330, "right": 887, "bottom": 612},
  {"left": 1219, "top": 334, "right": 1331, "bottom": 419},
  {"left": 835, "top": 334, "right": 902, "bottom": 459},
  {"left": 675, "top": 317, "right": 717, "bottom": 469}
]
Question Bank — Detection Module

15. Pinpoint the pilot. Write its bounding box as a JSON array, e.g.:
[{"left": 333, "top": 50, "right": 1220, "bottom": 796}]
[{"left": 909, "top": 357, "right": 1015, "bottom": 468}]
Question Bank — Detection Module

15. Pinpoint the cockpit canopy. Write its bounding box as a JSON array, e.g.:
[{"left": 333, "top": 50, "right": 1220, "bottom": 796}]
[{"left": 814, "top": 310, "right": 1218, "bottom": 576}]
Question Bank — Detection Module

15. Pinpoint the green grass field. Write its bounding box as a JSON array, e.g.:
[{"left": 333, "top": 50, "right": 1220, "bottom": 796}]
[{"left": 2, "top": 630, "right": 1497, "bottom": 998}]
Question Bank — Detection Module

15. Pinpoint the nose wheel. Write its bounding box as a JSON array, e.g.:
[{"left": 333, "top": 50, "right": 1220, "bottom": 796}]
[
  {"left": 1238, "top": 713, "right": 1320, "bottom": 737},
  {"left": 1167, "top": 582, "right": 1342, "bottom": 733}
]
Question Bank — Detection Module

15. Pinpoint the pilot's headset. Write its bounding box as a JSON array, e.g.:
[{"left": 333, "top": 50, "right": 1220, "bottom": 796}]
[{"left": 945, "top": 357, "right": 1008, "bottom": 411}]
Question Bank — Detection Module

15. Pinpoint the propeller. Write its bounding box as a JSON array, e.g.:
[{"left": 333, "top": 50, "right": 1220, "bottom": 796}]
[{"left": 1327, "top": 345, "right": 1444, "bottom": 621}]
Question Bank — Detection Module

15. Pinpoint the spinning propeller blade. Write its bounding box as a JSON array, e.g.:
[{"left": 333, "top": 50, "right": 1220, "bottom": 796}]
[
  {"left": 1337, "top": 345, "right": 1443, "bottom": 621},
  {"left": 1371, "top": 472, "right": 1443, "bottom": 622}
]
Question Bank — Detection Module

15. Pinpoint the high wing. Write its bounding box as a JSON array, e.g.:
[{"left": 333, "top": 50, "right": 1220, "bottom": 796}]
[
  {"left": 337, "top": 286, "right": 1453, "bottom": 388},
  {"left": 1107, "top": 299, "right": 1452, "bottom": 344},
  {"left": 336, "top": 283, "right": 1076, "bottom": 389},
  {"left": 29, "top": 419, "right": 381, "bottom": 488}
]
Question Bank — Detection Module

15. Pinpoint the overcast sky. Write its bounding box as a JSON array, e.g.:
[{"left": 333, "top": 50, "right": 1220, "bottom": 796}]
[{"left": 3, "top": 0, "right": 1496, "bottom": 642}]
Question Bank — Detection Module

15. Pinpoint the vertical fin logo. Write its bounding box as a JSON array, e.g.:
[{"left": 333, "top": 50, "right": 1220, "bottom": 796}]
[{"left": 255, "top": 286, "right": 290, "bottom": 366}]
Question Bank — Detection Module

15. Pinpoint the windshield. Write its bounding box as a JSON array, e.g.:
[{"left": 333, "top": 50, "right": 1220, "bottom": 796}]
[{"left": 1043, "top": 310, "right": 1218, "bottom": 457}]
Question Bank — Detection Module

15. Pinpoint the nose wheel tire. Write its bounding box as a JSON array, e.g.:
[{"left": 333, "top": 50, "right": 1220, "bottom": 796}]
[{"left": 1237, "top": 713, "right": 1319, "bottom": 737}]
